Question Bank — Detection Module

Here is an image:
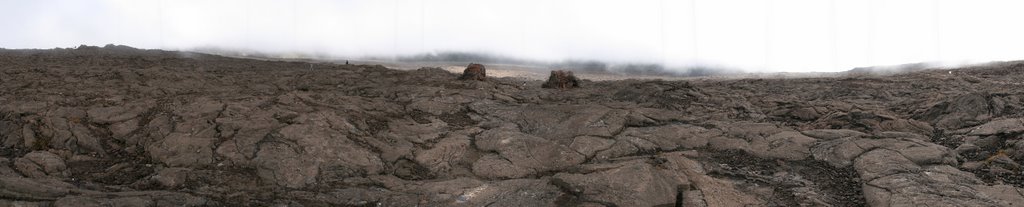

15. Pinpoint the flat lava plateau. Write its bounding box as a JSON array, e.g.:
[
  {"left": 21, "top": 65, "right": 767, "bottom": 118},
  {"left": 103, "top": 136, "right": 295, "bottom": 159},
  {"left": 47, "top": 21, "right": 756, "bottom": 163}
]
[{"left": 1, "top": 45, "right": 1024, "bottom": 206}]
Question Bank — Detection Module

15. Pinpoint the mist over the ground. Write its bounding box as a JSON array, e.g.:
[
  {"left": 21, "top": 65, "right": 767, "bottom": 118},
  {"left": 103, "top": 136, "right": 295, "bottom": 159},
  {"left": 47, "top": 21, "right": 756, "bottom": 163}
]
[
  {"left": 2, "top": 0, "right": 1023, "bottom": 72},
  {"left": 386, "top": 51, "right": 744, "bottom": 77},
  {"left": 187, "top": 47, "right": 743, "bottom": 77}
]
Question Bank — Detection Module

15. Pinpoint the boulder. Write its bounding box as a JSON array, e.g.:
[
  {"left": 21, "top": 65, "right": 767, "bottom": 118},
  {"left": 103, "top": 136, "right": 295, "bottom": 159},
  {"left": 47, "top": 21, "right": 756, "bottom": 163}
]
[
  {"left": 458, "top": 63, "right": 486, "bottom": 81},
  {"left": 541, "top": 70, "right": 581, "bottom": 89},
  {"left": 969, "top": 118, "right": 1024, "bottom": 136},
  {"left": 914, "top": 93, "right": 1017, "bottom": 130},
  {"left": 13, "top": 151, "right": 67, "bottom": 178}
]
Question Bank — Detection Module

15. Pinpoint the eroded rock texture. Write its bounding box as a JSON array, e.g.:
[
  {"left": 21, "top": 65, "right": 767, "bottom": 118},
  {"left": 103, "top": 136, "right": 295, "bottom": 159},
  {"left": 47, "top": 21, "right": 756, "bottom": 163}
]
[
  {"left": 458, "top": 63, "right": 487, "bottom": 81},
  {"left": 542, "top": 70, "right": 581, "bottom": 89},
  {"left": 1, "top": 46, "right": 1024, "bottom": 206}
]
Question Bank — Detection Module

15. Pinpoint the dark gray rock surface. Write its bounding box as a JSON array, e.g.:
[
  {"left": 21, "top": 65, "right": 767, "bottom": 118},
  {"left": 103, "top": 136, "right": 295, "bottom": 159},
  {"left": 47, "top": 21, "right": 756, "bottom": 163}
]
[{"left": 2, "top": 47, "right": 1024, "bottom": 206}]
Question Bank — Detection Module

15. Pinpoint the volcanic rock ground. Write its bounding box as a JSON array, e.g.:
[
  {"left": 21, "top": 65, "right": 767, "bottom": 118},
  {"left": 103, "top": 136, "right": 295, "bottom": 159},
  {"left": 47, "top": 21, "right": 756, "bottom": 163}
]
[{"left": 2, "top": 46, "right": 1024, "bottom": 206}]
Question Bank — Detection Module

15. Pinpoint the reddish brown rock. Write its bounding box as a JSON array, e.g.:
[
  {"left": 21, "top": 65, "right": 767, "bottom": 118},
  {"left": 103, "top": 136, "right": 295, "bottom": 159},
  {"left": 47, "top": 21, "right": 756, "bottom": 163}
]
[
  {"left": 458, "top": 63, "right": 487, "bottom": 81},
  {"left": 541, "top": 70, "right": 581, "bottom": 89}
]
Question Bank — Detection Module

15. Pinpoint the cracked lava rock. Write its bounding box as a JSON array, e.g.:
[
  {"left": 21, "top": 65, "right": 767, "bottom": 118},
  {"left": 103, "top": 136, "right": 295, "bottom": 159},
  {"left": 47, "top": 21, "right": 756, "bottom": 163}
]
[{"left": 2, "top": 46, "right": 1024, "bottom": 206}]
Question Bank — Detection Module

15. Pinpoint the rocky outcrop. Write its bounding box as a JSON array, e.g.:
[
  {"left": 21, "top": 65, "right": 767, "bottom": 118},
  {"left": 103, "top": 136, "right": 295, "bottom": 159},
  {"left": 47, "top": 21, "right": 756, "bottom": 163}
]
[
  {"left": 969, "top": 118, "right": 1024, "bottom": 136},
  {"left": 255, "top": 113, "right": 385, "bottom": 188},
  {"left": 541, "top": 70, "right": 580, "bottom": 89},
  {"left": 2, "top": 47, "right": 1024, "bottom": 206},
  {"left": 458, "top": 63, "right": 487, "bottom": 81},
  {"left": 14, "top": 151, "right": 67, "bottom": 178},
  {"left": 915, "top": 93, "right": 1024, "bottom": 130},
  {"left": 472, "top": 128, "right": 585, "bottom": 178},
  {"left": 554, "top": 153, "right": 763, "bottom": 206}
]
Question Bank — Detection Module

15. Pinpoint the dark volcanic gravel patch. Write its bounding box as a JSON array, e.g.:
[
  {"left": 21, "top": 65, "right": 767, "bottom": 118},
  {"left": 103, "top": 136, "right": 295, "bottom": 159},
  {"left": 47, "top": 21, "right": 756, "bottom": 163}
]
[{"left": 700, "top": 149, "right": 866, "bottom": 207}]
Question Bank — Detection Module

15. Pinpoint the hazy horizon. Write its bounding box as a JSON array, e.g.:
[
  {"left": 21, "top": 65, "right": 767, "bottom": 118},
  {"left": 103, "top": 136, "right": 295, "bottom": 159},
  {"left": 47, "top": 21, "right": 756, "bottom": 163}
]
[{"left": 2, "top": 0, "right": 1023, "bottom": 72}]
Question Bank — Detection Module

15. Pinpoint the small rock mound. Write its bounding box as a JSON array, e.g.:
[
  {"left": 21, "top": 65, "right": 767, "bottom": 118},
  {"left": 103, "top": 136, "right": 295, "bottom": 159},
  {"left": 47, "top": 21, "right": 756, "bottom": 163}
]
[
  {"left": 458, "top": 63, "right": 487, "bottom": 81},
  {"left": 913, "top": 92, "right": 1024, "bottom": 130},
  {"left": 542, "top": 70, "right": 580, "bottom": 89}
]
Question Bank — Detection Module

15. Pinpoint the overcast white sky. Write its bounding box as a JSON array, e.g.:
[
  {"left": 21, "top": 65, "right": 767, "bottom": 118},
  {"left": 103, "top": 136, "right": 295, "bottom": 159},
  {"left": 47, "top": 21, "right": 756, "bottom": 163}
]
[{"left": 1, "top": 0, "right": 1023, "bottom": 72}]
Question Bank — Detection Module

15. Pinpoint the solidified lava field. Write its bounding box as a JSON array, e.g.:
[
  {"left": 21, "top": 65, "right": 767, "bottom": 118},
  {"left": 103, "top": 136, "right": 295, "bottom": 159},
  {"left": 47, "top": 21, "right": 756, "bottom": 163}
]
[{"left": 2, "top": 45, "right": 1024, "bottom": 206}]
